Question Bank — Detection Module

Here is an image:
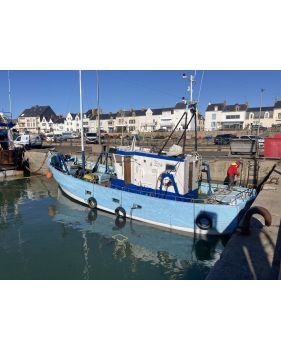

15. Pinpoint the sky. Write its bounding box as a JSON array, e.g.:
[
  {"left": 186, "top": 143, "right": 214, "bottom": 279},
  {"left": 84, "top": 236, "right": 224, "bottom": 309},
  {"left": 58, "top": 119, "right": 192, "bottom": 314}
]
[{"left": 0, "top": 70, "right": 281, "bottom": 119}]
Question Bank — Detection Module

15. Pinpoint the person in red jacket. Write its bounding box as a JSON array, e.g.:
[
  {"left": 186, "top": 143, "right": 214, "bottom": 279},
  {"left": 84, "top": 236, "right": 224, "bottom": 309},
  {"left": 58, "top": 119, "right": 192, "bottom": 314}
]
[{"left": 226, "top": 161, "right": 240, "bottom": 189}]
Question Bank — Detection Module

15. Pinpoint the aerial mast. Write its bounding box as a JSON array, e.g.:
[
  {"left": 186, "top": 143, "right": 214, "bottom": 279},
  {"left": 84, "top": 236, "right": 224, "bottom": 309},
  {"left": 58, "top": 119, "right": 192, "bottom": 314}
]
[
  {"left": 96, "top": 71, "right": 101, "bottom": 144},
  {"left": 182, "top": 73, "right": 197, "bottom": 151},
  {"left": 8, "top": 71, "right": 12, "bottom": 121},
  {"left": 79, "top": 70, "right": 86, "bottom": 174}
]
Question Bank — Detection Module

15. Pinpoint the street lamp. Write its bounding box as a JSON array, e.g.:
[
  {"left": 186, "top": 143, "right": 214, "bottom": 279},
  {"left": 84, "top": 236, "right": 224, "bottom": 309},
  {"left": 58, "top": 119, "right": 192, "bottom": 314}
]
[{"left": 258, "top": 88, "right": 265, "bottom": 136}]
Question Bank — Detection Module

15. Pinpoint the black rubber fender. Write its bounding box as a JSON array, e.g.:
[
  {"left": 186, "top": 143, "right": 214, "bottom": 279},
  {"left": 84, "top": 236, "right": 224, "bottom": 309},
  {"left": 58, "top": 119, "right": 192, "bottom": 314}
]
[
  {"left": 195, "top": 214, "right": 212, "bottom": 230},
  {"left": 87, "top": 209, "right": 97, "bottom": 222},
  {"left": 115, "top": 216, "right": 126, "bottom": 229},
  {"left": 88, "top": 197, "right": 97, "bottom": 209},
  {"left": 115, "top": 206, "right": 126, "bottom": 219}
]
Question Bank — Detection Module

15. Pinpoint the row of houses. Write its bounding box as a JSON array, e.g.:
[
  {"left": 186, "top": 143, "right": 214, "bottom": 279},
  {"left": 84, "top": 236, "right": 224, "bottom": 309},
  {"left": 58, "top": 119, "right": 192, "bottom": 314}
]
[
  {"left": 204, "top": 100, "right": 281, "bottom": 131},
  {"left": 16, "top": 103, "right": 204, "bottom": 134},
  {"left": 15, "top": 99, "right": 281, "bottom": 135}
]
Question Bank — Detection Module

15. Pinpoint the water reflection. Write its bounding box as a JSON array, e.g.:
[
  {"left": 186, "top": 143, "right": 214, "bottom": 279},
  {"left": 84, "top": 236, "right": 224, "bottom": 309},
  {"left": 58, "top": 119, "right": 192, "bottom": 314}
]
[
  {"left": 0, "top": 177, "right": 229, "bottom": 279},
  {"left": 53, "top": 187, "right": 228, "bottom": 279}
]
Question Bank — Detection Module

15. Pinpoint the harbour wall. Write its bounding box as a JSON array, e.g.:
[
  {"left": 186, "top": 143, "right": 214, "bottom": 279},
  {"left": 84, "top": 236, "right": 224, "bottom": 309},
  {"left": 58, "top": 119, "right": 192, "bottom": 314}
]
[
  {"left": 207, "top": 165, "right": 281, "bottom": 279},
  {"left": 24, "top": 149, "right": 280, "bottom": 188}
]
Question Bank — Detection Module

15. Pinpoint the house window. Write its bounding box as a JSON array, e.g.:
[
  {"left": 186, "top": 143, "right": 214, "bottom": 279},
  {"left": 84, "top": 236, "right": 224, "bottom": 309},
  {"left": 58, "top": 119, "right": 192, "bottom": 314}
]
[
  {"left": 226, "top": 115, "right": 240, "bottom": 119},
  {"left": 249, "top": 113, "right": 254, "bottom": 119},
  {"left": 129, "top": 119, "right": 135, "bottom": 124},
  {"left": 212, "top": 113, "right": 216, "bottom": 120},
  {"left": 211, "top": 122, "right": 216, "bottom": 128},
  {"left": 264, "top": 112, "right": 269, "bottom": 118}
]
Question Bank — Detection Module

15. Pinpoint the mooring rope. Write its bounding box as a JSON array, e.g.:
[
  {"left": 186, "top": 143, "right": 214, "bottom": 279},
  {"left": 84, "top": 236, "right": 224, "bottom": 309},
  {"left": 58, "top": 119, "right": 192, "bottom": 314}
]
[{"left": 23, "top": 152, "right": 49, "bottom": 174}]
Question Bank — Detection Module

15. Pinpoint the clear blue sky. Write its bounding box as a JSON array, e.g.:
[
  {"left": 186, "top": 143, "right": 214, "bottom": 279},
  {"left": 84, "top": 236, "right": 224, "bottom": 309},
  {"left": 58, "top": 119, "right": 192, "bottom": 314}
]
[{"left": 0, "top": 70, "right": 281, "bottom": 118}]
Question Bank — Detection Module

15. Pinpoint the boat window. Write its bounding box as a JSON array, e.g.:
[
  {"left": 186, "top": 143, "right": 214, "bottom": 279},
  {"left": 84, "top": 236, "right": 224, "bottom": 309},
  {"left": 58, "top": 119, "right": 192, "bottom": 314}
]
[{"left": 166, "top": 164, "right": 176, "bottom": 171}]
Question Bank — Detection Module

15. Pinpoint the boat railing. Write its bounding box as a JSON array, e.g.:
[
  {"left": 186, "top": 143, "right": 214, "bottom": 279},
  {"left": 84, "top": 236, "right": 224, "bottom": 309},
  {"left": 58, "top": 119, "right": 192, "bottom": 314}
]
[
  {"left": 110, "top": 183, "right": 254, "bottom": 205},
  {"left": 211, "top": 187, "right": 255, "bottom": 205}
]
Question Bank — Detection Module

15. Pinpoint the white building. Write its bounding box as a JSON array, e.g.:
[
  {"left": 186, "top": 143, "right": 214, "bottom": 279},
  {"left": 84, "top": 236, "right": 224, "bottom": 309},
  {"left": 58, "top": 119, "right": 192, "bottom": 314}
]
[
  {"left": 204, "top": 102, "right": 248, "bottom": 131},
  {"left": 83, "top": 102, "right": 193, "bottom": 133},
  {"left": 17, "top": 102, "right": 202, "bottom": 135},
  {"left": 17, "top": 105, "right": 60, "bottom": 134}
]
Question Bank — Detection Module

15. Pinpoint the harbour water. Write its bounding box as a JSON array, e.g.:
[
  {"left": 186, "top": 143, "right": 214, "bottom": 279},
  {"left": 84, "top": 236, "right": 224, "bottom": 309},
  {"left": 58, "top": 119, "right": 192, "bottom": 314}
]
[{"left": 0, "top": 176, "right": 229, "bottom": 279}]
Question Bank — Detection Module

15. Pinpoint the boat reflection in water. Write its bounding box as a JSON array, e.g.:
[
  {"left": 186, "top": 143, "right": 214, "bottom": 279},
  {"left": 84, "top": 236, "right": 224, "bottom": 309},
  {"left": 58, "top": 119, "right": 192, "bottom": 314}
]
[{"left": 51, "top": 187, "right": 229, "bottom": 279}]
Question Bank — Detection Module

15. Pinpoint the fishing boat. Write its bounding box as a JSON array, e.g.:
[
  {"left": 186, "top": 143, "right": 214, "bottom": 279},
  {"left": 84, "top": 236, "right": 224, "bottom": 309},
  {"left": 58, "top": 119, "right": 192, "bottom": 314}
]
[{"left": 48, "top": 71, "right": 256, "bottom": 235}]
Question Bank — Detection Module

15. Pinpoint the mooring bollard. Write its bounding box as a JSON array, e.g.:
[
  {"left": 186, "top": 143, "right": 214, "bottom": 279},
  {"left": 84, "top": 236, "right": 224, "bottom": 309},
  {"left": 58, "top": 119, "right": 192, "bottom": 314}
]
[{"left": 237, "top": 206, "right": 272, "bottom": 235}]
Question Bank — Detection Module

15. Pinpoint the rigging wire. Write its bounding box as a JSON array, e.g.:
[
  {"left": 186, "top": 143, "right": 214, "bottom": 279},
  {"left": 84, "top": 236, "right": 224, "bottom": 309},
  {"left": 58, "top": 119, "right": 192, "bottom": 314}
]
[{"left": 197, "top": 70, "right": 205, "bottom": 108}]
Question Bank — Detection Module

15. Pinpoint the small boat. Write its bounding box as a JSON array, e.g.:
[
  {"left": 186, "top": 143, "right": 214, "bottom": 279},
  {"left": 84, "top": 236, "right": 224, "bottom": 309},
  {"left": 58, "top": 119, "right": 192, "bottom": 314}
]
[
  {"left": 0, "top": 113, "right": 23, "bottom": 167},
  {"left": 48, "top": 71, "right": 256, "bottom": 235}
]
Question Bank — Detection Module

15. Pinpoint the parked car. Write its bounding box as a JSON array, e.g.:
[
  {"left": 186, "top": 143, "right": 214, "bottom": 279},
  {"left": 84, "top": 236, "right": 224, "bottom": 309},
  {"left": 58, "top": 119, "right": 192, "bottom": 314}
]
[
  {"left": 54, "top": 134, "right": 64, "bottom": 142},
  {"left": 214, "top": 134, "right": 238, "bottom": 145},
  {"left": 45, "top": 133, "right": 55, "bottom": 142},
  {"left": 85, "top": 132, "right": 98, "bottom": 144},
  {"left": 57, "top": 132, "right": 75, "bottom": 140},
  {"left": 239, "top": 135, "right": 264, "bottom": 148},
  {"left": 14, "top": 134, "right": 42, "bottom": 149},
  {"left": 70, "top": 132, "right": 80, "bottom": 139}
]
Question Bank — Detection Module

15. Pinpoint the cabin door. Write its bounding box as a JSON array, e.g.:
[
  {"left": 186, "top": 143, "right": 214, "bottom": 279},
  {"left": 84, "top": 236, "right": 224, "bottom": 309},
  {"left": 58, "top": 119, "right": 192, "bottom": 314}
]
[{"left": 124, "top": 156, "right": 132, "bottom": 184}]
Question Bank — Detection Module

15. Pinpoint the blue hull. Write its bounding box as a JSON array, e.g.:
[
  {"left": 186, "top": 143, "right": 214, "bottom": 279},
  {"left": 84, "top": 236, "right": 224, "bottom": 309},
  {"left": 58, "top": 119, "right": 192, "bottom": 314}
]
[{"left": 49, "top": 163, "right": 255, "bottom": 235}]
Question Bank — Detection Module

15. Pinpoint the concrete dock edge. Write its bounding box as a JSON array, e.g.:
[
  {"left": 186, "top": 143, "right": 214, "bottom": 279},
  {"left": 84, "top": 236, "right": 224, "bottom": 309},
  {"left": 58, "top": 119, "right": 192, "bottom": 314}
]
[{"left": 207, "top": 166, "right": 281, "bottom": 280}]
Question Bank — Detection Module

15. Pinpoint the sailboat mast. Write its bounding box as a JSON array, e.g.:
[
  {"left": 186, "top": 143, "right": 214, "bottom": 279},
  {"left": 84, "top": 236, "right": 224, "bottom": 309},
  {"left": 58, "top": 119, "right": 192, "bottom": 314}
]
[
  {"left": 79, "top": 70, "right": 86, "bottom": 174},
  {"left": 96, "top": 71, "right": 101, "bottom": 144}
]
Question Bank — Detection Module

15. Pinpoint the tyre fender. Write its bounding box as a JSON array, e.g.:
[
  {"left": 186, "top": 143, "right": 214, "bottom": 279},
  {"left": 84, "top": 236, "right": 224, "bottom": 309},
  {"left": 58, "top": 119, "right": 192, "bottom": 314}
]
[
  {"left": 88, "top": 197, "right": 97, "bottom": 209},
  {"left": 195, "top": 214, "right": 212, "bottom": 230},
  {"left": 115, "top": 206, "right": 126, "bottom": 219}
]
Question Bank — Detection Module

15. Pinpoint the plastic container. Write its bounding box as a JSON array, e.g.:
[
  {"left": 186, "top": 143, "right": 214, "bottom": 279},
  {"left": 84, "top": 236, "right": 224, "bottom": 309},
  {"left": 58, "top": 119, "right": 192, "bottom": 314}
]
[{"left": 264, "top": 137, "right": 281, "bottom": 158}]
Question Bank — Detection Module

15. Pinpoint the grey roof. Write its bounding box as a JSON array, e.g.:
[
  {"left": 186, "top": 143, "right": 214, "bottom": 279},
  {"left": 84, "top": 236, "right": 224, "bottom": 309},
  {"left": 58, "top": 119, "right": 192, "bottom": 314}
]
[
  {"left": 84, "top": 102, "right": 186, "bottom": 121},
  {"left": 206, "top": 102, "right": 248, "bottom": 112},
  {"left": 19, "top": 105, "right": 57, "bottom": 121},
  {"left": 224, "top": 104, "right": 248, "bottom": 112},
  {"left": 174, "top": 102, "right": 187, "bottom": 109},
  {"left": 55, "top": 117, "right": 65, "bottom": 124},
  {"left": 100, "top": 113, "right": 117, "bottom": 120},
  {"left": 274, "top": 101, "right": 281, "bottom": 108},
  {"left": 247, "top": 106, "right": 274, "bottom": 112},
  {"left": 206, "top": 103, "right": 225, "bottom": 112}
]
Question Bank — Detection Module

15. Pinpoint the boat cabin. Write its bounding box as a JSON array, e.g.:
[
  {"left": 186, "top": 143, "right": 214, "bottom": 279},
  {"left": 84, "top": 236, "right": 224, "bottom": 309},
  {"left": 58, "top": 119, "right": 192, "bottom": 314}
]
[{"left": 111, "top": 150, "right": 200, "bottom": 197}]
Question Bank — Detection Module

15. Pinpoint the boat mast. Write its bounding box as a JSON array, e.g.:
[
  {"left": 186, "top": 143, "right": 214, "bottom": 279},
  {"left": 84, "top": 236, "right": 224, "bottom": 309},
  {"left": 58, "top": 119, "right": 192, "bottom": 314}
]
[
  {"left": 79, "top": 70, "right": 86, "bottom": 174},
  {"left": 96, "top": 71, "right": 101, "bottom": 144},
  {"left": 183, "top": 73, "right": 197, "bottom": 151},
  {"left": 8, "top": 71, "right": 12, "bottom": 121}
]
